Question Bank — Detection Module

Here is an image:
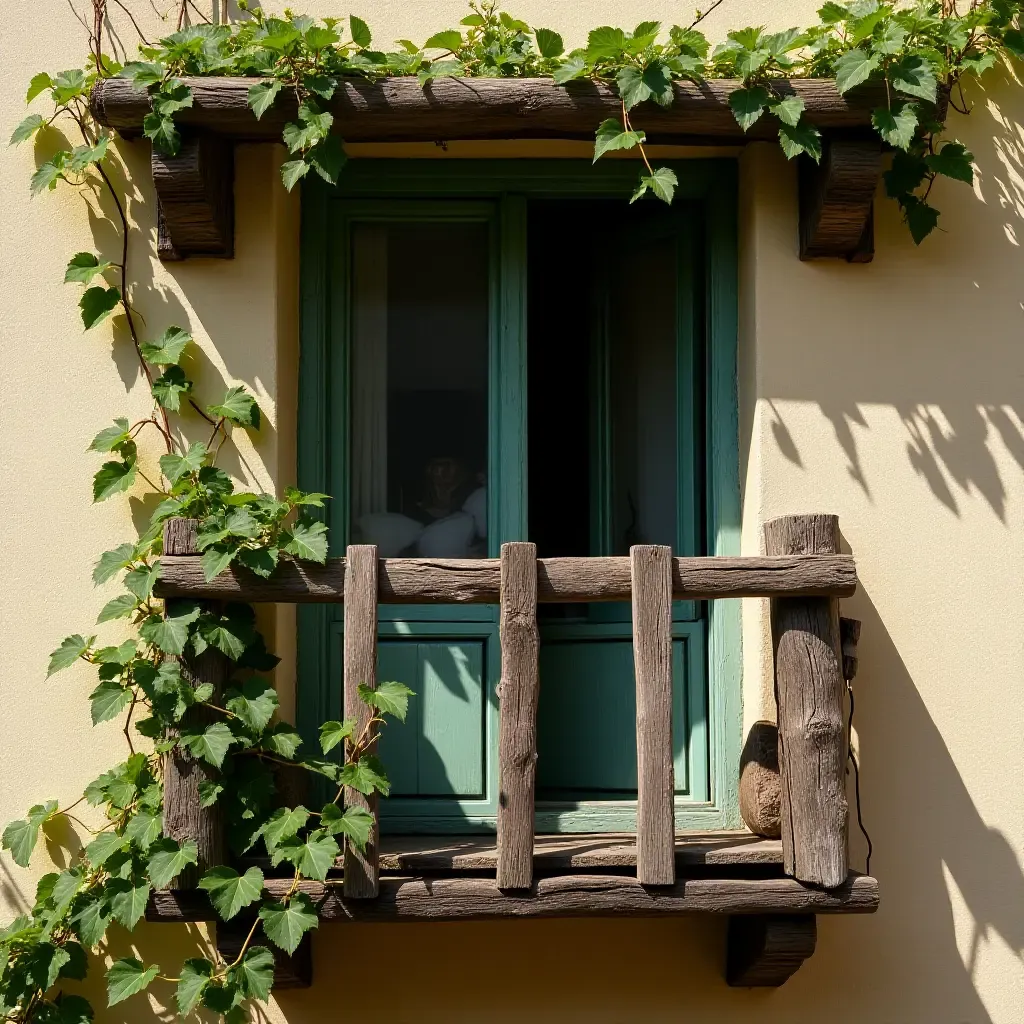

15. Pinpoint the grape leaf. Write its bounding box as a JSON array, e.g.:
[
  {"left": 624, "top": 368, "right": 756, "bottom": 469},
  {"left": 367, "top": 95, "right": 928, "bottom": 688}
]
[
  {"left": 199, "top": 865, "right": 265, "bottom": 920},
  {"left": 47, "top": 634, "right": 93, "bottom": 676},
  {"left": 176, "top": 958, "right": 213, "bottom": 1015},
  {"left": 3, "top": 801, "right": 59, "bottom": 867},
  {"left": 259, "top": 892, "right": 318, "bottom": 954},
  {"left": 106, "top": 957, "right": 159, "bottom": 1006},
  {"left": 320, "top": 804, "right": 373, "bottom": 851},
  {"left": 65, "top": 252, "right": 113, "bottom": 284},
  {"left": 358, "top": 680, "right": 414, "bottom": 722},
  {"left": 80, "top": 285, "right": 120, "bottom": 330},
  {"left": 140, "top": 326, "right": 192, "bottom": 365},
  {"left": 147, "top": 837, "right": 199, "bottom": 888},
  {"left": 226, "top": 678, "right": 279, "bottom": 732},
  {"left": 318, "top": 717, "right": 355, "bottom": 754}
]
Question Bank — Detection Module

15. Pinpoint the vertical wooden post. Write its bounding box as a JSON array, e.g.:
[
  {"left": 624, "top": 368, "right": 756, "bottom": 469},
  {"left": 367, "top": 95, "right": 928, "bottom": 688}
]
[
  {"left": 630, "top": 545, "right": 675, "bottom": 886},
  {"left": 161, "top": 519, "right": 226, "bottom": 888},
  {"left": 763, "top": 514, "right": 848, "bottom": 889},
  {"left": 343, "top": 544, "right": 379, "bottom": 898},
  {"left": 497, "top": 542, "right": 539, "bottom": 890}
]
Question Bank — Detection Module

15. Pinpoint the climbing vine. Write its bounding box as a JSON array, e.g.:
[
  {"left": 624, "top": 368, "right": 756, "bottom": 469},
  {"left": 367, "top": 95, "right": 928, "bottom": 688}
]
[{"left": 1, "top": 0, "right": 1022, "bottom": 1021}]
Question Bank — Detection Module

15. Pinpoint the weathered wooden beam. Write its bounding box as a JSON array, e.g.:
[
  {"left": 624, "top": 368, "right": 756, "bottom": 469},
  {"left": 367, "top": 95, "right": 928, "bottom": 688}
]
[
  {"left": 161, "top": 519, "right": 226, "bottom": 888},
  {"left": 496, "top": 542, "right": 540, "bottom": 890},
  {"left": 154, "top": 553, "right": 858, "bottom": 604},
  {"left": 151, "top": 131, "right": 233, "bottom": 260},
  {"left": 216, "top": 916, "right": 312, "bottom": 989},
  {"left": 799, "top": 138, "right": 882, "bottom": 262},
  {"left": 631, "top": 545, "right": 675, "bottom": 886},
  {"left": 764, "top": 514, "right": 848, "bottom": 889},
  {"left": 92, "top": 76, "right": 885, "bottom": 145},
  {"left": 148, "top": 871, "right": 879, "bottom": 923},
  {"left": 374, "top": 832, "right": 784, "bottom": 872},
  {"left": 343, "top": 545, "right": 379, "bottom": 898},
  {"left": 726, "top": 914, "right": 817, "bottom": 987}
]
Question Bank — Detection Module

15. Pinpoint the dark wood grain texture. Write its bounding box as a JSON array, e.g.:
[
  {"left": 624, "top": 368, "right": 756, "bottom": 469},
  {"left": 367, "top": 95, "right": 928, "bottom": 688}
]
[
  {"left": 764, "top": 514, "right": 848, "bottom": 889},
  {"left": 497, "top": 542, "right": 540, "bottom": 890},
  {"left": 92, "top": 76, "right": 886, "bottom": 144},
  {"left": 343, "top": 545, "right": 379, "bottom": 898},
  {"left": 151, "top": 131, "right": 233, "bottom": 260},
  {"left": 147, "top": 871, "right": 879, "bottom": 923},
  {"left": 161, "top": 520, "right": 226, "bottom": 888},
  {"left": 155, "top": 553, "right": 858, "bottom": 603},
  {"left": 840, "top": 615, "right": 862, "bottom": 681},
  {"left": 799, "top": 139, "right": 882, "bottom": 261},
  {"left": 726, "top": 914, "right": 817, "bottom": 986},
  {"left": 216, "top": 916, "right": 312, "bottom": 988},
  {"left": 631, "top": 545, "right": 675, "bottom": 886}
]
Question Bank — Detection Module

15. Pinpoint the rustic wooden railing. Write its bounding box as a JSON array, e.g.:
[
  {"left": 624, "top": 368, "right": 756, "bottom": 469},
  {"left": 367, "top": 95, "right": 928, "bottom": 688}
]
[{"left": 156, "top": 512, "right": 857, "bottom": 898}]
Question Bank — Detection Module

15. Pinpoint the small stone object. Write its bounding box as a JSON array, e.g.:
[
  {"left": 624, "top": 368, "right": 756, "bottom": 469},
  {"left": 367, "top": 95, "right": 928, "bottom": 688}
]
[{"left": 739, "top": 721, "right": 782, "bottom": 839}]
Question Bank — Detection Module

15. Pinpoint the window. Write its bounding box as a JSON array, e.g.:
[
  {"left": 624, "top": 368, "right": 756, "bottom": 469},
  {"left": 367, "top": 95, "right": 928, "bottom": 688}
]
[{"left": 298, "top": 162, "right": 741, "bottom": 834}]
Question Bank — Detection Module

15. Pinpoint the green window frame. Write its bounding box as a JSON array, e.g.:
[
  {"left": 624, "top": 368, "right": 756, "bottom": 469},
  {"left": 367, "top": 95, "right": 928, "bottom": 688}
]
[{"left": 297, "top": 159, "right": 741, "bottom": 833}]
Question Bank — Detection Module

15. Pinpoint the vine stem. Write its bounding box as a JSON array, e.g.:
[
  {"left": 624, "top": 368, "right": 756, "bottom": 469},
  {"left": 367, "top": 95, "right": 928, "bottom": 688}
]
[{"left": 622, "top": 98, "right": 655, "bottom": 176}]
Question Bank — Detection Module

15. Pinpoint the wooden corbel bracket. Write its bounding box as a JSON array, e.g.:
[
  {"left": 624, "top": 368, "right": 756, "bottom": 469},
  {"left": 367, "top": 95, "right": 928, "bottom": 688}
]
[
  {"left": 799, "top": 137, "right": 882, "bottom": 262},
  {"left": 727, "top": 914, "right": 818, "bottom": 987},
  {"left": 151, "top": 130, "right": 234, "bottom": 261}
]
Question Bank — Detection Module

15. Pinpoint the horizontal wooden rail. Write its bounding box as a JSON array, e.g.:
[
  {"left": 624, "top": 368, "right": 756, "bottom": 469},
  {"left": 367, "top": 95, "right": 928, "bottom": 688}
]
[
  {"left": 92, "top": 76, "right": 886, "bottom": 146},
  {"left": 148, "top": 872, "right": 879, "bottom": 923},
  {"left": 154, "top": 553, "right": 856, "bottom": 604}
]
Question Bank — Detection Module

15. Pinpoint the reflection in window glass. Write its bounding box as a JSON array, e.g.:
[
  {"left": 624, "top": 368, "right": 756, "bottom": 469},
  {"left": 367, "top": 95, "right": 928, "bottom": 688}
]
[{"left": 349, "top": 221, "right": 489, "bottom": 558}]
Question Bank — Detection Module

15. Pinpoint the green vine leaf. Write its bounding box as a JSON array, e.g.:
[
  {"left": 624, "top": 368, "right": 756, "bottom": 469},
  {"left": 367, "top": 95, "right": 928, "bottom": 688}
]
[
  {"left": 10, "top": 113, "right": 45, "bottom": 145},
  {"left": 280, "top": 157, "right": 310, "bottom": 190},
  {"left": 833, "top": 47, "right": 879, "bottom": 94},
  {"left": 280, "top": 520, "right": 328, "bottom": 562},
  {"left": 106, "top": 957, "right": 159, "bottom": 1006},
  {"left": 88, "top": 680, "right": 132, "bottom": 725},
  {"left": 872, "top": 104, "right": 919, "bottom": 151},
  {"left": 96, "top": 594, "right": 137, "bottom": 622},
  {"left": 123, "top": 809, "right": 162, "bottom": 852},
  {"left": 26, "top": 71, "right": 53, "bottom": 102},
  {"left": 358, "top": 680, "right": 414, "bottom": 722},
  {"left": 534, "top": 27, "right": 563, "bottom": 58},
  {"left": 424, "top": 29, "right": 464, "bottom": 52},
  {"left": 65, "top": 252, "right": 113, "bottom": 285},
  {"left": 259, "top": 805, "right": 310, "bottom": 851},
  {"left": 350, "top": 15, "right": 372, "bottom": 48},
  {"left": 88, "top": 418, "right": 133, "bottom": 456},
  {"left": 271, "top": 830, "right": 339, "bottom": 880},
  {"left": 139, "top": 600, "right": 201, "bottom": 655},
  {"left": 319, "top": 717, "right": 355, "bottom": 754},
  {"left": 106, "top": 878, "right": 152, "bottom": 929},
  {"left": 631, "top": 166, "right": 678, "bottom": 205},
  {"left": 79, "top": 285, "right": 121, "bottom": 330},
  {"left": 264, "top": 723, "right": 303, "bottom": 758},
  {"left": 140, "top": 325, "right": 192, "bottom": 365},
  {"left": 47, "top": 634, "right": 93, "bottom": 676},
  {"left": 2, "top": 801, "right": 58, "bottom": 867},
  {"left": 248, "top": 79, "right": 283, "bottom": 118},
  {"left": 71, "top": 894, "right": 113, "bottom": 947},
  {"left": 124, "top": 561, "right": 161, "bottom": 600},
  {"left": 768, "top": 94, "right": 804, "bottom": 127},
  {"left": 84, "top": 830, "right": 126, "bottom": 869},
  {"left": 93, "top": 543, "right": 136, "bottom": 585},
  {"left": 226, "top": 678, "right": 279, "bottom": 732},
  {"left": 160, "top": 440, "right": 208, "bottom": 485},
  {"left": 176, "top": 958, "right": 213, "bottom": 1016},
  {"left": 320, "top": 803, "right": 373, "bottom": 851},
  {"left": 926, "top": 142, "right": 974, "bottom": 184},
  {"left": 616, "top": 62, "right": 673, "bottom": 110},
  {"left": 727, "top": 85, "right": 769, "bottom": 130},
  {"left": 146, "top": 837, "right": 199, "bottom": 888},
  {"left": 92, "top": 459, "right": 136, "bottom": 502},
  {"left": 30, "top": 153, "right": 67, "bottom": 195},
  {"left": 258, "top": 892, "right": 319, "bottom": 954},
  {"left": 151, "top": 365, "right": 193, "bottom": 411},
  {"left": 901, "top": 195, "right": 940, "bottom": 244},
  {"left": 339, "top": 754, "right": 391, "bottom": 796},
  {"left": 778, "top": 121, "right": 822, "bottom": 161},
  {"left": 207, "top": 385, "right": 261, "bottom": 428},
  {"left": 199, "top": 865, "right": 265, "bottom": 920},
  {"left": 592, "top": 118, "right": 645, "bottom": 162},
  {"left": 178, "top": 721, "right": 235, "bottom": 768},
  {"left": 231, "top": 945, "right": 275, "bottom": 1002},
  {"left": 890, "top": 54, "right": 937, "bottom": 103}
]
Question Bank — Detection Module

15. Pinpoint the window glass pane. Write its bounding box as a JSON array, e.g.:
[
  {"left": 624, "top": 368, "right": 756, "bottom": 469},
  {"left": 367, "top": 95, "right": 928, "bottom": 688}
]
[
  {"left": 349, "top": 220, "right": 489, "bottom": 558},
  {"left": 607, "top": 232, "right": 678, "bottom": 553}
]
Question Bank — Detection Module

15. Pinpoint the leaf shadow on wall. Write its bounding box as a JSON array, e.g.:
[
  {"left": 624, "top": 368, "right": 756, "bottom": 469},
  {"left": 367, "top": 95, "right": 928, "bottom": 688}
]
[
  {"left": 762, "top": 73, "right": 1024, "bottom": 522},
  {"left": 821, "top": 584, "right": 1024, "bottom": 1024}
]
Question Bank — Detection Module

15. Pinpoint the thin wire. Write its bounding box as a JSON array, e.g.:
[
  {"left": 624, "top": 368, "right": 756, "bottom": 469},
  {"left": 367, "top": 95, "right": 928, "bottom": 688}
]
[{"left": 845, "top": 674, "right": 873, "bottom": 875}]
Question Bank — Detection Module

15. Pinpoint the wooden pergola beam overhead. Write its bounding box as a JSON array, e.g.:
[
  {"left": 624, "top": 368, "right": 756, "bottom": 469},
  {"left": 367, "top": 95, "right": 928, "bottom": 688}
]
[{"left": 90, "top": 76, "right": 884, "bottom": 262}]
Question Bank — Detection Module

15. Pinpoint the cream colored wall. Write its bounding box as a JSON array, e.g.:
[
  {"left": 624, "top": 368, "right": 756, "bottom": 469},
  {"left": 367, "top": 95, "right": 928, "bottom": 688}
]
[{"left": 2, "top": 1, "right": 1023, "bottom": 1022}]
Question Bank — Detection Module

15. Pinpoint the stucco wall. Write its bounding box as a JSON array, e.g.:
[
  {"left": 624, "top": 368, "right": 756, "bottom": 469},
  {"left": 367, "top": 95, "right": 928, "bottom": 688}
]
[{"left": 2, "top": 2, "right": 1023, "bottom": 1022}]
